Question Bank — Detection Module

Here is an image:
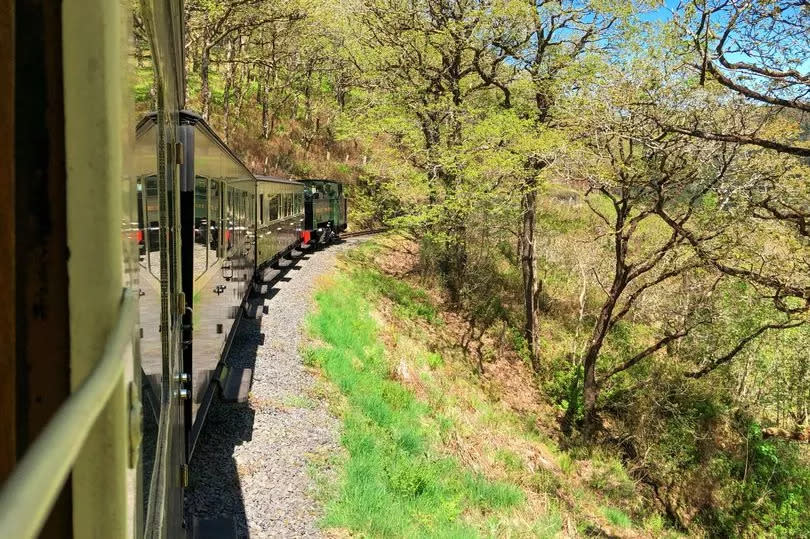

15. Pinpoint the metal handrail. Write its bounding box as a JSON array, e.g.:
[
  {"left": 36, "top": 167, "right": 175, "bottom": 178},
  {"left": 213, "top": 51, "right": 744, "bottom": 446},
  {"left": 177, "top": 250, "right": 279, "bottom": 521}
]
[{"left": 0, "top": 289, "right": 137, "bottom": 539}]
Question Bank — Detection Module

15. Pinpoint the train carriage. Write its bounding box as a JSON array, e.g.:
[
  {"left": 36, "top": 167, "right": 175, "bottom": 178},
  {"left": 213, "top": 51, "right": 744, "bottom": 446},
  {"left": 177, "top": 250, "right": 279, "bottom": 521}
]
[
  {"left": 178, "top": 111, "right": 257, "bottom": 454},
  {"left": 135, "top": 109, "right": 267, "bottom": 459},
  {"left": 255, "top": 176, "right": 307, "bottom": 265}
]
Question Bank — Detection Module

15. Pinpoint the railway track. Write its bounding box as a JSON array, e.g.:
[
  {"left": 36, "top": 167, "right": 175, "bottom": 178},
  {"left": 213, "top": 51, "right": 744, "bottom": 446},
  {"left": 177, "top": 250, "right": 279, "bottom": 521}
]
[{"left": 340, "top": 227, "right": 390, "bottom": 238}]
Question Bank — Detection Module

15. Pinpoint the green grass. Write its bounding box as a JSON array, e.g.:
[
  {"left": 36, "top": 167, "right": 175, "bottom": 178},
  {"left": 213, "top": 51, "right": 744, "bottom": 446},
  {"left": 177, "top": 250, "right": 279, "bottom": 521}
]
[
  {"left": 351, "top": 266, "right": 441, "bottom": 324},
  {"left": 532, "top": 507, "right": 564, "bottom": 538},
  {"left": 603, "top": 506, "right": 633, "bottom": 528},
  {"left": 557, "top": 452, "right": 574, "bottom": 475},
  {"left": 133, "top": 66, "right": 155, "bottom": 103},
  {"left": 307, "top": 272, "right": 523, "bottom": 537},
  {"left": 494, "top": 448, "right": 525, "bottom": 473},
  {"left": 425, "top": 351, "right": 444, "bottom": 369}
]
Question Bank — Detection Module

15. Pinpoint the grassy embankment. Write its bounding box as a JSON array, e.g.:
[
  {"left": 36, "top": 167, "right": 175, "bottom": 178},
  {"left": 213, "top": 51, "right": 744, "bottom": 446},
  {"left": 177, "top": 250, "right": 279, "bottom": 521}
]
[{"left": 304, "top": 236, "right": 669, "bottom": 538}]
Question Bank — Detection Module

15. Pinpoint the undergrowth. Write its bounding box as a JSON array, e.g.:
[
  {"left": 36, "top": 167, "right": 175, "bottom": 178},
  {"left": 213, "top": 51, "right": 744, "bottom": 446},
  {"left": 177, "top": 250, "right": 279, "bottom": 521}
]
[{"left": 305, "top": 235, "right": 688, "bottom": 537}]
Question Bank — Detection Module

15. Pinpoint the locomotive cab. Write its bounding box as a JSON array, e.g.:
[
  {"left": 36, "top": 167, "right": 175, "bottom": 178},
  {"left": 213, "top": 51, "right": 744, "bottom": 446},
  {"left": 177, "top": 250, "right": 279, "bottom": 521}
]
[{"left": 302, "top": 179, "right": 347, "bottom": 245}]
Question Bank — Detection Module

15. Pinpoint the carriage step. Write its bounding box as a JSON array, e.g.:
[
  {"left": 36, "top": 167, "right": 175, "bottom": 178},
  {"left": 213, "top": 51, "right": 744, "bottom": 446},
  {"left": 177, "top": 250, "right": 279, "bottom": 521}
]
[
  {"left": 253, "top": 282, "right": 270, "bottom": 295},
  {"left": 192, "top": 516, "right": 237, "bottom": 539},
  {"left": 219, "top": 367, "right": 253, "bottom": 404},
  {"left": 260, "top": 266, "right": 281, "bottom": 283},
  {"left": 274, "top": 257, "right": 294, "bottom": 269},
  {"left": 243, "top": 301, "right": 264, "bottom": 320}
]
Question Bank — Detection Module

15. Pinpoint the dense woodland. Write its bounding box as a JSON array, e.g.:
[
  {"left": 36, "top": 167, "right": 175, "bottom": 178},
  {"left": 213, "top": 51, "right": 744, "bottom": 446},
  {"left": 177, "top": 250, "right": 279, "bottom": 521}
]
[{"left": 134, "top": 0, "right": 809, "bottom": 535}]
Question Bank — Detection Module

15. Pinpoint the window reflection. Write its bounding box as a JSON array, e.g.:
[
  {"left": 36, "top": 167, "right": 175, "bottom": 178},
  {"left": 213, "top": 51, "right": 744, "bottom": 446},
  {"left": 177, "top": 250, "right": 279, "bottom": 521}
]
[
  {"left": 210, "top": 180, "right": 220, "bottom": 262},
  {"left": 267, "top": 194, "right": 279, "bottom": 221},
  {"left": 259, "top": 193, "right": 264, "bottom": 224},
  {"left": 142, "top": 175, "right": 160, "bottom": 279},
  {"left": 228, "top": 187, "right": 235, "bottom": 252},
  {"left": 194, "top": 176, "right": 208, "bottom": 278}
]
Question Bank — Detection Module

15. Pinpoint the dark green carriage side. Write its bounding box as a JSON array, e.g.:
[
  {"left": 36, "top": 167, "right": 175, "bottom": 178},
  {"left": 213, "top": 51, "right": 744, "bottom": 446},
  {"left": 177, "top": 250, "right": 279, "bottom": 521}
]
[{"left": 255, "top": 175, "right": 306, "bottom": 266}]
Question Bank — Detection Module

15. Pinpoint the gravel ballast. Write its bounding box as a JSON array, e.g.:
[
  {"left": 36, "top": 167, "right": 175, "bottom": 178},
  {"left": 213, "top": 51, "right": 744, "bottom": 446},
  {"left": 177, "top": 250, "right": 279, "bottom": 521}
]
[{"left": 185, "top": 238, "right": 364, "bottom": 538}]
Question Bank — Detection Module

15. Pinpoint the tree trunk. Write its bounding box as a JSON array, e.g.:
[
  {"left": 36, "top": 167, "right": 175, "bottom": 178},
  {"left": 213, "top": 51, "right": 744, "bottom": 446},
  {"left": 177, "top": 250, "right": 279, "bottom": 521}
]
[
  {"left": 223, "top": 39, "right": 236, "bottom": 143},
  {"left": 223, "top": 63, "right": 231, "bottom": 142},
  {"left": 237, "top": 66, "right": 249, "bottom": 118},
  {"left": 200, "top": 46, "right": 211, "bottom": 121},
  {"left": 150, "top": 81, "right": 157, "bottom": 112},
  {"left": 581, "top": 287, "right": 622, "bottom": 439},
  {"left": 580, "top": 202, "right": 630, "bottom": 440},
  {"left": 521, "top": 174, "right": 541, "bottom": 372},
  {"left": 303, "top": 63, "right": 313, "bottom": 123},
  {"left": 446, "top": 226, "right": 467, "bottom": 304},
  {"left": 261, "top": 67, "right": 271, "bottom": 139}
]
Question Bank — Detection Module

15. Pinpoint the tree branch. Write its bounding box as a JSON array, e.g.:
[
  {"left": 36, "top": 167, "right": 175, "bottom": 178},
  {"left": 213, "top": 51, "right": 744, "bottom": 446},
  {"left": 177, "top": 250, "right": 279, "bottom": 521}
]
[{"left": 687, "top": 320, "right": 806, "bottom": 378}]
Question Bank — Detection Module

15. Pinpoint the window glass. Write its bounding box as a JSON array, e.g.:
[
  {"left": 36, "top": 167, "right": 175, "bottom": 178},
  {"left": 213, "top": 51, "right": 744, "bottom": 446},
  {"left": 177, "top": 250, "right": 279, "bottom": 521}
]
[
  {"left": 235, "top": 190, "right": 241, "bottom": 245},
  {"left": 194, "top": 176, "right": 208, "bottom": 278},
  {"left": 136, "top": 178, "right": 145, "bottom": 268},
  {"left": 144, "top": 175, "right": 160, "bottom": 279},
  {"left": 237, "top": 189, "right": 243, "bottom": 246},
  {"left": 259, "top": 193, "right": 264, "bottom": 224},
  {"left": 210, "top": 181, "right": 220, "bottom": 262},
  {"left": 244, "top": 191, "right": 248, "bottom": 238},
  {"left": 267, "top": 194, "right": 279, "bottom": 221},
  {"left": 228, "top": 187, "right": 235, "bottom": 252},
  {"left": 239, "top": 191, "right": 246, "bottom": 244}
]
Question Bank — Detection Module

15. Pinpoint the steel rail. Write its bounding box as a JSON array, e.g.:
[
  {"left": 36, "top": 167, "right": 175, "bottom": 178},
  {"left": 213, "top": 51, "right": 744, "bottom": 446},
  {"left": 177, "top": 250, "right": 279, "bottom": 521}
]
[{"left": 0, "top": 289, "right": 137, "bottom": 539}]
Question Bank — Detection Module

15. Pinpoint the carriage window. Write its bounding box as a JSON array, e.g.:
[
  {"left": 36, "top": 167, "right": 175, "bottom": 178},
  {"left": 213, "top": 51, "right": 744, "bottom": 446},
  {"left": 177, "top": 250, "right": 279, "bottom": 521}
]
[
  {"left": 235, "top": 190, "right": 242, "bottom": 245},
  {"left": 228, "top": 187, "right": 235, "bottom": 252},
  {"left": 239, "top": 191, "right": 246, "bottom": 244},
  {"left": 144, "top": 175, "right": 160, "bottom": 279},
  {"left": 194, "top": 177, "right": 208, "bottom": 278},
  {"left": 136, "top": 179, "right": 145, "bottom": 268},
  {"left": 237, "top": 189, "right": 243, "bottom": 245},
  {"left": 241, "top": 191, "right": 250, "bottom": 237},
  {"left": 267, "top": 194, "right": 279, "bottom": 221},
  {"left": 259, "top": 193, "right": 264, "bottom": 224},
  {"left": 210, "top": 181, "right": 221, "bottom": 262}
]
